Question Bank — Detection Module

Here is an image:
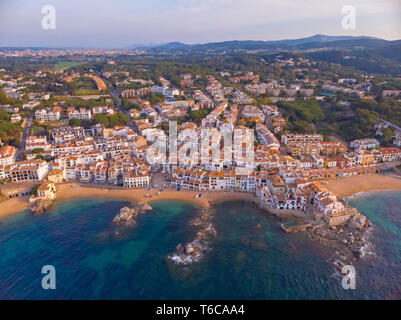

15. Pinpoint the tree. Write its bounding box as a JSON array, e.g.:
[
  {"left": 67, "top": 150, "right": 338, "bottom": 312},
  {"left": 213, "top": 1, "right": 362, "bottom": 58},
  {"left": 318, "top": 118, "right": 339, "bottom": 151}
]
[
  {"left": 32, "top": 148, "right": 45, "bottom": 154},
  {"left": 109, "top": 113, "right": 128, "bottom": 127},
  {"left": 0, "top": 111, "right": 10, "bottom": 121},
  {"left": 94, "top": 114, "right": 109, "bottom": 127},
  {"left": 190, "top": 109, "right": 209, "bottom": 123},
  {"left": 69, "top": 118, "right": 82, "bottom": 126},
  {"left": 381, "top": 127, "right": 395, "bottom": 146}
]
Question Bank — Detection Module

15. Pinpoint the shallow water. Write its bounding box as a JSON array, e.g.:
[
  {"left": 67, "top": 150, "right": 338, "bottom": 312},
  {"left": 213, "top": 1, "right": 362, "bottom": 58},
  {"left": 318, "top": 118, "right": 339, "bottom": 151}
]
[{"left": 0, "top": 193, "right": 400, "bottom": 299}]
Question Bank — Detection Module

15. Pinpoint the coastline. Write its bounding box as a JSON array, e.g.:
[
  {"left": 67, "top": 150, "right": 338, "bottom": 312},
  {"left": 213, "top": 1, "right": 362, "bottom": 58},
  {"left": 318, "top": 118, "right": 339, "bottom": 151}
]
[
  {"left": 1, "top": 173, "right": 401, "bottom": 219},
  {"left": 322, "top": 173, "right": 401, "bottom": 197},
  {"left": 0, "top": 183, "right": 256, "bottom": 219}
]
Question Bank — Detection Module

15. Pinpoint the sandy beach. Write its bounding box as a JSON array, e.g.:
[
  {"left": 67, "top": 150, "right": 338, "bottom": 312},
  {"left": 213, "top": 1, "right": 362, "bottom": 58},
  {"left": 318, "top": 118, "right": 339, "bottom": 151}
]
[
  {"left": 2, "top": 173, "right": 401, "bottom": 219},
  {"left": 56, "top": 183, "right": 256, "bottom": 208},
  {"left": 0, "top": 183, "right": 256, "bottom": 219},
  {"left": 323, "top": 174, "right": 401, "bottom": 197},
  {"left": 0, "top": 198, "right": 31, "bottom": 219}
]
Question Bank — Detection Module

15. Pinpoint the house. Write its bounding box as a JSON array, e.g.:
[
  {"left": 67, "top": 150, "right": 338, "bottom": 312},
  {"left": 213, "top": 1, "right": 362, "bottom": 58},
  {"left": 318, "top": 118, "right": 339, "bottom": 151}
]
[
  {"left": 122, "top": 166, "right": 151, "bottom": 188},
  {"left": 9, "top": 159, "right": 49, "bottom": 182},
  {"left": 25, "top": 136, "right": 50, "bottom": 151},
  {"left": 37, "top": 182, "right": 56, "bottom": 200},
  {"left": 35, "top": 107, "right": 61, "bottom": 121},
  {"left": 313, "top": 191, "right": 348, "bottom": 225},
  {"left": 354, "top": 150, "right": 375, "bottom": 166},
  {"left": 68, "top": 107, "right": 92, "bottom": 120},
  {"left": 272, "top": 189, "right": 307, "bottom": 211},
  {"left": 350, "top": 138, "right": 379, "bottom": 150},
  {"left": 281, "top": 133, "right": 324, "bottom": 145},
  {"left": 377, "top": 147, "right": 401, "bottom": 162},
  {"left": 10, "top": 114, "right": 22, "bottom": 123},
  {"left": 256, "top": 185, "right": 273, "bottom": 206},
  {"left": 46, "top": 169, "right": 64, "bottom": 183},
  {"left": 0, "top": 145, "right": 16, "bottom": 166}
]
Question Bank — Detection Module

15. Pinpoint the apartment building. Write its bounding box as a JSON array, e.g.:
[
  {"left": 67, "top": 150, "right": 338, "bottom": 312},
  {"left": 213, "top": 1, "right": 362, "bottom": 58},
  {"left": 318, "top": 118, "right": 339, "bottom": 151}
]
[
  {"left": 376, "top": 147, "right": 401, "bottom": 162},
  {"left": 242, "top": 105, "right": 265, "bottom": 122},
  {"left": 281, "top": 133, "right": 324, "bottom": 145},
  {"left": 122, "top": 166, "right": 151, "bottom": 188},
  {"left": 0, "top": 145, "right": 16, "bottom": 166},
  {"left": 255, "top": 123, "right": 280, "bottom": 150},
  {"left": 350, "top": 138, "right": 379, "bottom": 150},
  {"left": 9, "top": 159, "right": 49, "bottom": 182},
  {"left": 51, "top": 126, "right": 86, "bottom": 142},
  {"left": 25, "top": 136, "right": 51, "bottom": 151},
  {"left": 35, "top": 107, "right": 61, "bottom": 121},
  {"left": 67, "top": 107, "right": 92, "bottom": 120},
  {"left": 272, "top": 189, "right": 307, "bottom": 211}
]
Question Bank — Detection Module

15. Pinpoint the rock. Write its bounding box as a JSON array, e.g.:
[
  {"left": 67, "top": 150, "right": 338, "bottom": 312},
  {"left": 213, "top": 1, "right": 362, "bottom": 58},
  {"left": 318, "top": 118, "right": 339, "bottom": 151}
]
[
  {"left": 351, "top": 248, "right": 362, "bottom": 258},
  {"left": 138, "top": 202, "right": 152, "bottom": 212},
  {"left": 32, "top": 199, "right": 54, "bottom": 215},
  {"left": 347, "top": 211, "right": 367, "bottom": 231},
  {"left": 185, "top": 244, "right": 195, "bottom": 255},
  {"left": 113, "top": 206, "right": 138, "bottom": 226},
  {"left": 168, "top": 208, "right": 216, "bottom": 265},
  {"left": 176, "top": 243, "right": 184, "bottom": 254},
  {"left": 206, "top": 224, "right": 217, "bottom": 237},
  {"left": 113, "top": 203, "right": 152, "bottom": 226}
]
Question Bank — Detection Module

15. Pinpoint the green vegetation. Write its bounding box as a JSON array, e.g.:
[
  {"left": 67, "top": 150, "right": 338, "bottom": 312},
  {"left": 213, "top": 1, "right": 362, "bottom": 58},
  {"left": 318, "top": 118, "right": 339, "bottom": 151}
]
[
  {"left": 93, "top": 113, "right": 128, "bottom": 128},
  {"left": 142, "top": 92, "right": 165, "bottom": 105},
  {"left": 63, "top": 97, "right": 110, "bottom": 108},
  {"left": 189, "top": 109, "right": 209, "bottom": 123},
  {"left": 0, "top": 118, "right": 23, "bottom": 146},
  {"left": 68, "top": 78, "right": 98, "bottom": 95},
  {"left": 69, "top": 118, "right": 82, "bottom": 127},
  {"left": 30, "top": 186, "right": 39, "bottom": 196},
  {"left": 121, "top": 98, "right": 140, "bottom": 110},
  {"left": 29, "top": 120, "right": 53, "bottom": 136},
  {"left": 32, "top": 148, "right": 45, "bottom": 154},
  {"left": 54, "top": 61, "right": 81, "bottom": 71},
  {"left": 381, "top": 127, "right": 396, "bottom": 147},
  {"left": 277, "top": 100, "right": 324, "bottom": 133},
  {"left": 0, "top": 110, "right": 11, "bottom": 121}
]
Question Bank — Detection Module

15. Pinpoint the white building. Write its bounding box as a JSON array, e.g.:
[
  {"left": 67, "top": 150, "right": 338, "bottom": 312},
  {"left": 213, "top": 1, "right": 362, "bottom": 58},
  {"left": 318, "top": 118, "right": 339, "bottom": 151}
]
[
  {"left": 0, "top": 145, "right": 16, "bottom": 166},
  {"left": 35, "top": 108, "right": 61, "bottom": 121}
]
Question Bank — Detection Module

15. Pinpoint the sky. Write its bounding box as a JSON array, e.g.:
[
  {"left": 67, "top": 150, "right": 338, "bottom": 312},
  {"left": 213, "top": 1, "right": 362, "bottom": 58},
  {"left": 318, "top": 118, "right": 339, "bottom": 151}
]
[{"left": 0, "top": 0, "right": 400, "bottom": 48}]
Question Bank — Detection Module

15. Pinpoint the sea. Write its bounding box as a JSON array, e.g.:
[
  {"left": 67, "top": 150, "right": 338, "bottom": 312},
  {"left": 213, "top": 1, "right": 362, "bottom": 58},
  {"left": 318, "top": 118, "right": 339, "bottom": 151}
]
[{"left": 0, "top": 192, "right": 400, "bottom": 299}]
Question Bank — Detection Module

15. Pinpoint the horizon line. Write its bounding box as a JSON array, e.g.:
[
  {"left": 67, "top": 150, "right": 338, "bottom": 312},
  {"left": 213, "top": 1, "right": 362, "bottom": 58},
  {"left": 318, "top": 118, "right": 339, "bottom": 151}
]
[{"left": 0, "top": 33, "right": 399, "bottom": 50}]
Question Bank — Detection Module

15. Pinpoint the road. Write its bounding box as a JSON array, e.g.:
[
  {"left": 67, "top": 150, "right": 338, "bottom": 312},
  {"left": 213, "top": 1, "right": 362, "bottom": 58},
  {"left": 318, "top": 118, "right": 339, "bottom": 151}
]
[
  {"left": 100, "top": 75, "right": 136, "bottom": 131},
  {"left": 17, "top": 116, "right": 32, "bottom": 161}
]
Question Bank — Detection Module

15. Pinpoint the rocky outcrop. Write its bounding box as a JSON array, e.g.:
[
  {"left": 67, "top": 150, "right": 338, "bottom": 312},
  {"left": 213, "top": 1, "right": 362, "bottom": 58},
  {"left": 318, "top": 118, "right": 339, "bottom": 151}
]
[
  {"left": 307, "top": 208, "right": 372, "bottom": 268},
  {"left": 113, "top": 202, "right": 152, "bottom": 226},
  {"left": 169, "top": 207, "right": 216, "bottom": 265},
  {"left": 347, "top": 210, "right": 370, "bottom": 231},
  {"left": 113, "top": 207, "right": 138, "bottom": 226},
  {"left": 32, "top": 199, "right": 54, "bottom": 215}
]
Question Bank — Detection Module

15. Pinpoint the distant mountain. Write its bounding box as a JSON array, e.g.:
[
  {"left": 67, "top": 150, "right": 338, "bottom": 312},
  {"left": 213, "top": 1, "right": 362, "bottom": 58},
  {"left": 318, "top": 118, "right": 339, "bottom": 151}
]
[
  {"left": 266, "top": 34, "right": 379, "bottom": 45},
  {"left": 146, "top": 34, "right": 389, "bottom": 53},
  {"left": 371, "top": 40, "right": 401, "bottom": 63},
  {"left": 129, "top": 42, "right": 187, "bottom": 50},
  {"left": 304, "top": 41, "right": 401, "bottom": 76}
]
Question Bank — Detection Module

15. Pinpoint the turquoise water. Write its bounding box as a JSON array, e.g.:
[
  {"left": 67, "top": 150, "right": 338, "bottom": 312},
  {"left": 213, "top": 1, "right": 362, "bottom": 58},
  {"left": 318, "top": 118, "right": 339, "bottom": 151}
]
[{"left": 0, "top": 193, "right": 400, "bottom": 299}]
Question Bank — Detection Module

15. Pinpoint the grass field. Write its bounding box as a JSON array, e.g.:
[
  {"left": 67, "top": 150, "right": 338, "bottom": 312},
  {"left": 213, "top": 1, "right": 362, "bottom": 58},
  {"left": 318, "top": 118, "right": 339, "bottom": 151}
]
[
  {"left": 54, "top": 61, "right": 81, "bottom": 71},
  {"left": 74, "top": 88, "right": 100, "bottom": 95},
  {"left": 30, "top": 125, "right": 47, "bottom": 136}
]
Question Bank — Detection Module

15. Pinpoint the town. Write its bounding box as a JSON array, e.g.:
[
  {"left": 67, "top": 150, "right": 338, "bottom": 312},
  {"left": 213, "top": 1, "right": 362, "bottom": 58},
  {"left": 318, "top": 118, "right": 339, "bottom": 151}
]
[{"left": 0, "top": 49, "right": 401, "bottom": 234}]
